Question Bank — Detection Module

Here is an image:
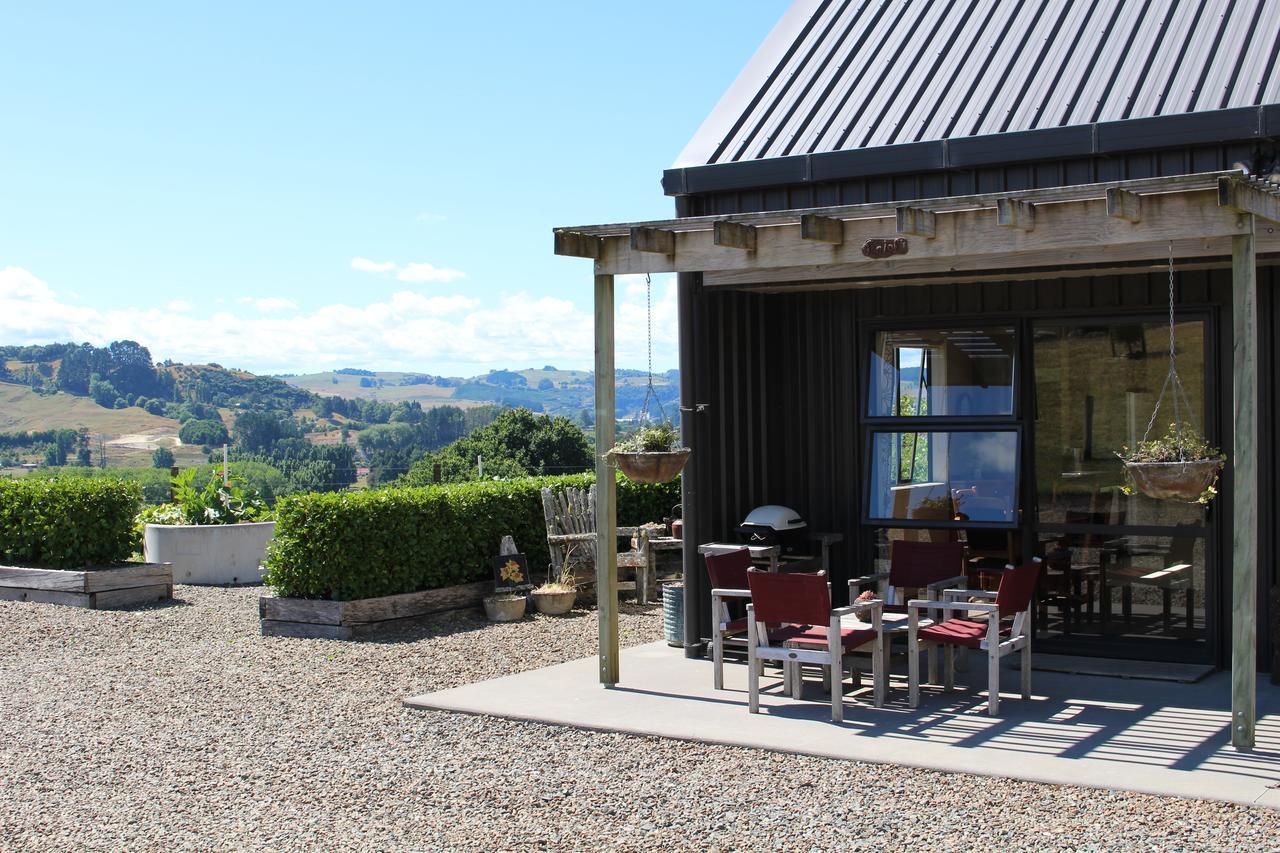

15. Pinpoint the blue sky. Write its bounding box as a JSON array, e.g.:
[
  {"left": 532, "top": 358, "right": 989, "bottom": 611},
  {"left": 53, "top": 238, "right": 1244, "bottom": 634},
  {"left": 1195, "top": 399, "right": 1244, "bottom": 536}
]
[{"left": 0, "top": 1, "right": 783, "bottom": 375}]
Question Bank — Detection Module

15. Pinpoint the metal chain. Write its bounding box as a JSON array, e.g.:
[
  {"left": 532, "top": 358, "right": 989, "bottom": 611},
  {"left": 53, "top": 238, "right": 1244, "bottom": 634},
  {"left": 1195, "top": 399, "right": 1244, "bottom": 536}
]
[
  {"left": 1141, "top": 243, "right": 1200, "bottom": 456},
  {"left": 639, "top": 273, "right": 665, "bottom": 424}
]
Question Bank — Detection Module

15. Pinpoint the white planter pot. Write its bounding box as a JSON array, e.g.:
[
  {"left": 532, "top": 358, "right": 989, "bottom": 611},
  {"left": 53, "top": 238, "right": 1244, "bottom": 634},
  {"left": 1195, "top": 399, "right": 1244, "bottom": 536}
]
[{"left": 144, "top": 521, "right": 275, "bottom": 585}]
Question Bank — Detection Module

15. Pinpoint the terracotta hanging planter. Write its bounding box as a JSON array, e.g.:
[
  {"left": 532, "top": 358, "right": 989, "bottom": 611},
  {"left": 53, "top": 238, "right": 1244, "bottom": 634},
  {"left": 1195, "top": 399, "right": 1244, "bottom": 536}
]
[
  {"left": 612, "top": 448, "right": 691, "bottom": 484},
  {"left": 1123, "top": 457, "right": 1224, "bottom": 502}
]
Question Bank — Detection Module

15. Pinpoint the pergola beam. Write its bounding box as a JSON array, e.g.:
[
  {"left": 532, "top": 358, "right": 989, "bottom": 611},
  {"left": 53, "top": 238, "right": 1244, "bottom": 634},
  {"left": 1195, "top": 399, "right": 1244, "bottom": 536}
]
[
  {"left": 896, "top": 207, "right": 936, "bottom": 238},
  {"left": 1106, "top": 188, "right": 1142, "bottom": 222},
  {"left": 554, "top": 231, "right": 601, "bottom": 259},
  {"left": 714, "top": 220, "right": 757, "bottom": 252},
  {"left": 594, "top": 190, "right": 1248, "bottom": 276},
  {"left": 801, "top": 213, "right": 845, "bottom": 244},
  {"left": 997, "top": 198, "right": 1036, "bottom": 231},
  {"left": 1219, "top": 175, "right": 1280, "bottom": 223}
]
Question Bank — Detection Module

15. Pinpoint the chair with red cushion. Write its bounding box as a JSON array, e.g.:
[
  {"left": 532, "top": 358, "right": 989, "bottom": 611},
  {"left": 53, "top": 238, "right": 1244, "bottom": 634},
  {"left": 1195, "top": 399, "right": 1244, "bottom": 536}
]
[
  {"left": 706, "top": 549, "right": 755, "bottom": 690},
  {"left": 746, "top": 570, "right": 884, "bottom": 722},
  {"left": 906, "top": 559, "right": 1041, "bottom": 716}
]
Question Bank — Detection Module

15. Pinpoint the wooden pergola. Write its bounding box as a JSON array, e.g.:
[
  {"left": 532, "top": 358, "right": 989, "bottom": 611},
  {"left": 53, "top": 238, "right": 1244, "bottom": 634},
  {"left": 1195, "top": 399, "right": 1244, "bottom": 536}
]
[{"left": 554, "top": 170, "right": 1280, "bottom": 750}]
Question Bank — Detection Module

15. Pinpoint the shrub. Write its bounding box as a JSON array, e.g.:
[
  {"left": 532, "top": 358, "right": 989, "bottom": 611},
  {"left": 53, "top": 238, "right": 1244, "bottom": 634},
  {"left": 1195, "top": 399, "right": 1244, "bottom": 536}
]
[
  {"left": 264, "top": 473, "right": 679, "bottom": 600},
  {"left": 28, "top": 466, "right": 172, "bottom": 504},
  {"left": 171, "top": 469, "right": 268, "bottom": 524},
  {"left": 179, "top": 418, "right": 229, "bottom": 447},
  {"left": 0, "top": 478, "right": 142, "bottom": 569}
]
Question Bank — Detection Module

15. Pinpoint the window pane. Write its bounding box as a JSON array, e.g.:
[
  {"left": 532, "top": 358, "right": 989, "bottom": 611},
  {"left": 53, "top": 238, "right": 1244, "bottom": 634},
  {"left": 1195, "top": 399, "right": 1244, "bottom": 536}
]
[
  {"left": 869, "top": 327, "right": 1016, "bottom": 417},
  {"left": 1035, "top": 531, "right": 1206, "bottom": 655},
  {"left": 868, "top": 431, "right": 1019, "bottom": 523},
  {"left": 1032, "top": 320, "right": 1207, "bottom": 527}
]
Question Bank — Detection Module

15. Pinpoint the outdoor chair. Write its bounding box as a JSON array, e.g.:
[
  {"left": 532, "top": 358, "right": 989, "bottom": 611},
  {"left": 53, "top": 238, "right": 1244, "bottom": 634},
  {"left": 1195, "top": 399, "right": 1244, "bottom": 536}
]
[
  {"left": 746, "top": 570, "right": 884, "bottom": 723},
  {"left": 540, "top": 485, "right": 655, "bottom": 602},
  {"left": 850, "top": 540, "right": 967, "bottom": 683},
  {"left": 907, "top": 559, "right": 1042, "bottom": 716},
  {"left": 706, "top": 548, "right": 753, "bottom": 691}
]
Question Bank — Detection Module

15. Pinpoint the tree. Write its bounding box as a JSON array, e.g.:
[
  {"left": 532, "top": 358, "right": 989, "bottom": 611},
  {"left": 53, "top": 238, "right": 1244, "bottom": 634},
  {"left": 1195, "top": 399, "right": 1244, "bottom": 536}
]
[
  {"left": 233, "top": 411, "right": 296, "bottom": 452},
  {"left": 537, "top": 378, "right": 555, "bottom": 391},
  {"left": 152, "top": 446, "right": 175, "bottom": 468},
  {"left": 180, "top": 418, "right": 229, "bottom": 447},
  {"left": 89, "top": 374, "right": 119, "bottom": 408},
  {"left": 401, "top": 407, "right": 591, "bottom": 484}
]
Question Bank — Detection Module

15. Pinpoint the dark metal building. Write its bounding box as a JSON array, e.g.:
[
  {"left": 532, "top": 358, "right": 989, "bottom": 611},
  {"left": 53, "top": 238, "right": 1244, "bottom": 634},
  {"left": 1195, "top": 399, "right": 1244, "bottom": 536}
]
[{"left": 668, "top": 0, "right": 1280, "bottom": 673}]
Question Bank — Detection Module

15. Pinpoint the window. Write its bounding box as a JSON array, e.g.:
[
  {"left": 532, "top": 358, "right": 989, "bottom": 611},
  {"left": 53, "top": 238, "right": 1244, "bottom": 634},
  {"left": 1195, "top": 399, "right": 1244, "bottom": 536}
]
[
  {"left": 868, "top": 327, "right": 1016, "bottom": 418},
  {"left": 867, "top": 430, "right": 1020, "bottom": 524}
]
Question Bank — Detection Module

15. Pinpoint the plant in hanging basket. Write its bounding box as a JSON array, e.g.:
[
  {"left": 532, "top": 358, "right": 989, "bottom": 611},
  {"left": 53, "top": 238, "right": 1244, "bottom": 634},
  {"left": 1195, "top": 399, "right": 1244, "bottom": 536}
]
[
  {"left": 608, "top": 421, "right": 690, "bottom": 484},
  {"left": 1118, "top": 424, "right": 1225, "bottom": 504}
]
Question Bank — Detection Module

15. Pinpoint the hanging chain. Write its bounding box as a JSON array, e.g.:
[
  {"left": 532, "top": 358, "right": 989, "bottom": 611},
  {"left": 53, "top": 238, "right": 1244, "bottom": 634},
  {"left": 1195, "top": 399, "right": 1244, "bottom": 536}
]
[
  {"left": 639, "top": 273, "right": 665, "bottom": 424},
  {"left": 1141, "top": 243, "right": 1200, "bottom": 457}
]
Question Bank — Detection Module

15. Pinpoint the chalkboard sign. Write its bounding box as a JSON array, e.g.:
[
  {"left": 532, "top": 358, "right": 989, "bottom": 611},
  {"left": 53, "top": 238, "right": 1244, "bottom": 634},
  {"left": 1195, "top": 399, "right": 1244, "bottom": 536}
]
[{"left": 493, "top": 553, "right": 533, "bottom": 592}]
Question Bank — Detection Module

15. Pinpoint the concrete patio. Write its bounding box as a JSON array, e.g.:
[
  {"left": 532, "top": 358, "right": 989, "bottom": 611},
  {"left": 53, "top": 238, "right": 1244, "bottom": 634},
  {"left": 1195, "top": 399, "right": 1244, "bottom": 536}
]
[{"left": 405, "top": 642, "right": 1280, "bottom": 808}]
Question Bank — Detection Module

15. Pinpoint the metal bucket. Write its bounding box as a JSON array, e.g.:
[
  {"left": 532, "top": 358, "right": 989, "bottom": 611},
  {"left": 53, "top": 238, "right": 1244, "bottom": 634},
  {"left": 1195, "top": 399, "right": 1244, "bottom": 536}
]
[{"left": 662, "top": 582, "right": 684, "bottom": 647}]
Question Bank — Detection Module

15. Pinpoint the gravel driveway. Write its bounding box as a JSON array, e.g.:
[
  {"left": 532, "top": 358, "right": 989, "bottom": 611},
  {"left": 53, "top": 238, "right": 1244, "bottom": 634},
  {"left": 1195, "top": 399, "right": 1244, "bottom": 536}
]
[{"left": 2, "top": 586, "right": 1277, "bottom": 851}]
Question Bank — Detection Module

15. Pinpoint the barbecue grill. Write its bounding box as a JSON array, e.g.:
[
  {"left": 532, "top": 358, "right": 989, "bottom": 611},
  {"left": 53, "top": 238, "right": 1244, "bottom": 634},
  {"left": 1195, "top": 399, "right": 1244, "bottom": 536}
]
[{"left": 737, "top": 505, "right": 809, "bottom": 556}]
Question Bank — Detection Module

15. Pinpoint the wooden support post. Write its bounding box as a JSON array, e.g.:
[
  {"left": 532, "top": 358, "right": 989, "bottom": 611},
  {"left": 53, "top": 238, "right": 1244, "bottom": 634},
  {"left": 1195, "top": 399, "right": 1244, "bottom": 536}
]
[
  {"left": 713, "top": 220, "right": 757, "bottom": 252},
  {"left": 800, "top": 214, "right": 844, "bottom": 244},
  {"left": 1231, "top": 222, "right": 1257, "bottom": 749},
  {"left": 554, "top": 230, "right": 602, "bottom": 259},
  {"left": 594, "top": 273, "right": 619, "bottom": 686},
  {"left": 1106, "top": 188, "right": 1142, "bottom": 222},
  {"left": 996, "top": 198, "right": 1036, "bottom": 231},
  {"left": 895, "top": 207, "right": 936, "bottom": 238},
  {"left": 630, "top": 226, "right": 676, "bottom": 255}
]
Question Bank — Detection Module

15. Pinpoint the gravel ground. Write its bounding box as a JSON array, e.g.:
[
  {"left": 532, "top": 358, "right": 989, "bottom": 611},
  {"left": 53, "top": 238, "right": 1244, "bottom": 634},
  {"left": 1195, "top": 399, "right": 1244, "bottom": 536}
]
[{"left": 2, "top": 586, "right": 1278, "bottom": 852}]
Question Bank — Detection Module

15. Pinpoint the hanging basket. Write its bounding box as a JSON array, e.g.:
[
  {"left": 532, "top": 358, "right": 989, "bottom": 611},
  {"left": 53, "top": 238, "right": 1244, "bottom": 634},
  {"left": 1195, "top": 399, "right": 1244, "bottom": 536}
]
[
  {"left": 612, "top": 448, "right": 691, "bottom": 484},
  {"left": 1123, "top": 457, "right": 1224, "bottom": 502}
]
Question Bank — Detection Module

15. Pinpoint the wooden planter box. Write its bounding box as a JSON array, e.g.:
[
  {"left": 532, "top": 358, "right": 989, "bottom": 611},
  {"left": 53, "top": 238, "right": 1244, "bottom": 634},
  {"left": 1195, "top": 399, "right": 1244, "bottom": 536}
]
[
  {"left": 260, "top": 580, "right": 492, "bottom": 639},
  {"left": 0, "top": 563, "right": 173, "bottom": 609}
]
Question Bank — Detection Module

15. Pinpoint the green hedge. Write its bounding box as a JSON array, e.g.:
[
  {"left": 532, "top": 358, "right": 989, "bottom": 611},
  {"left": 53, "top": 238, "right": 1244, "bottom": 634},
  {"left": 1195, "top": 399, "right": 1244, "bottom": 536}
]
[
  {"left": 264, "top": 473, "right": 680, "bottom": 600},
  {"left": 0, "top": 478, "right": 143, "bottom": 570}
]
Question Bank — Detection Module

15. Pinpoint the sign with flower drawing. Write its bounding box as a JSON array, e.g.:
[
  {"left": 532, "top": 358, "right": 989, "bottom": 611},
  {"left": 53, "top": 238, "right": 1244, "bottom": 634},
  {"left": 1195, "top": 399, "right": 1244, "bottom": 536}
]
[{"left": 492, "top": 553, "right": 533, "bottom": 592}]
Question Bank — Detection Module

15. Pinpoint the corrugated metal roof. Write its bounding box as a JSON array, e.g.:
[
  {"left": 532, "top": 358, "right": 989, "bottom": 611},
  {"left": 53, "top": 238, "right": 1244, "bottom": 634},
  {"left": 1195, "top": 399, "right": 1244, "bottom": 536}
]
[{"left": 675, "top": 0, "right": 1280, "bottom": 167}]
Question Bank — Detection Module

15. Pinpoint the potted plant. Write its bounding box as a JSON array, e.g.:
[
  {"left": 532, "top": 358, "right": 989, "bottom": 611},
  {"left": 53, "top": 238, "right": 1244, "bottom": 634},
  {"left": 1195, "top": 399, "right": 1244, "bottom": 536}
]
[
  {"left": 1118, "top": 423, "right": 1225, "bottom": 504},
  {"left": 609, "top": 421, "right": 690, "bottom": 484},
  {"left": 530, "top": 544, "right": 578, "bottom": 616},
  {"left": 483, "top": 556, "right": 529, "bottom": 621},
  {"left": 141, "top": 469, "right": 276, "bottom": 584}
]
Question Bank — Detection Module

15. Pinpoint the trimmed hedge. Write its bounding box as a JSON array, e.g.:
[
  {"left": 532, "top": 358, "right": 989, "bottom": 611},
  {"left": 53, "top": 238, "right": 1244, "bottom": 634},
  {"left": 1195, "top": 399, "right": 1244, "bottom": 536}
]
[
  {"left": 264, "top": 473, "right": 680, "bottom": 600},
  {"left": 0, "top": 478, "right": 143, "bottom": 570}
]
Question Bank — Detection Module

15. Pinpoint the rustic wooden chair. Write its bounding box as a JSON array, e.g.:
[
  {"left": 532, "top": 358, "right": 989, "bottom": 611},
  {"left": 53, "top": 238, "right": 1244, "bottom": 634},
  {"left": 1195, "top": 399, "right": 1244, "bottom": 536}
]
[
  {"left": 540, "top": 484, "right": 653, "bottom": 602},
  {"left": 907, "top": 559, "right": 1042, "bottom": 716},
  {"left": 746, "top": 570, "right": 884, "bottom": 723}
]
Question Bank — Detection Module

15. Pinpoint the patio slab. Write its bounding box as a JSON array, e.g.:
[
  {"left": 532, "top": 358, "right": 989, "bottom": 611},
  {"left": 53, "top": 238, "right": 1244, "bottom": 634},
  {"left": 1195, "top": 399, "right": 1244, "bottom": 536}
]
[{"left": 404, "top": 642, "right": 1280, "bottom": 809}]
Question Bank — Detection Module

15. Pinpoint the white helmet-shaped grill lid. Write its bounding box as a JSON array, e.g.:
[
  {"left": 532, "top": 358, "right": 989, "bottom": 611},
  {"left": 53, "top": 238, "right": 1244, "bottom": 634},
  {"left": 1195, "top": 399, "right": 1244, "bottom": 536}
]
[{"left": 741, "top": 505, "right": 806, "bottom": 531}]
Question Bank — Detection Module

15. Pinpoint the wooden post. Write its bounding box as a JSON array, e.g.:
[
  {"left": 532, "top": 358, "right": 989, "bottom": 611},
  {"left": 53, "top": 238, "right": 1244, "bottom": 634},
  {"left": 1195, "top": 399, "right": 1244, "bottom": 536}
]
[
  {"left": 594, "top": 273, "right": 619, "bottom": 686},
  {"left": 1232, "top": 221, "right": 1258, "bottom": 750}
]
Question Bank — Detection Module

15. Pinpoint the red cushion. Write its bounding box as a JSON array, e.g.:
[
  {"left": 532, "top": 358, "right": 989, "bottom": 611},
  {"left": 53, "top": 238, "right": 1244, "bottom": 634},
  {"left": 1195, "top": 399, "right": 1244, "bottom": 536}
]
[
  {"left": 722, "top": 616, "right": 748, "bottom": 634},
  {"left": 918, "top": 617, "right": 1008, "bottom": 649},
  {"left": 772, "top": 623, "right": 877, "bottom": 651}
]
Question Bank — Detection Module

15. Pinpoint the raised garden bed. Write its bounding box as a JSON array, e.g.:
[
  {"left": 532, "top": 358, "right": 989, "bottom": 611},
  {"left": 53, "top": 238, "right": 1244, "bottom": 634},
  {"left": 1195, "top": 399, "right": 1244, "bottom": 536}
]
[
  {"left": 260, "top": 580, "right": 493, "bottom": 639},
  {"left": 0, "top": 563, "right": 173, "bottom": 609},
  {"left": 144, "top": 521, "right": 275, "bottom": 585}
]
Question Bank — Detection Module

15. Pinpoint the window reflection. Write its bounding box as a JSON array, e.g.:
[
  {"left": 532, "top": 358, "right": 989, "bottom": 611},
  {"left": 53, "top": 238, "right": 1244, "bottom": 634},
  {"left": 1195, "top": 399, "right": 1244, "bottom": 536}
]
[
  {"left": 868, "top": 431, "right": 1019, "bottom": 524},
  {"left": 870, "top": 328, "right": 1016, "bottom": 417}
]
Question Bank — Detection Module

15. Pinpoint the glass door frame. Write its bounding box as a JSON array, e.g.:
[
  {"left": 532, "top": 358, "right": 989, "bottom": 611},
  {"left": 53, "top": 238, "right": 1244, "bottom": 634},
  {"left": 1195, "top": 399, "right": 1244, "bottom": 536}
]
[{"left": 1025, "top": 308, "right": 1221, "bottom": 665}]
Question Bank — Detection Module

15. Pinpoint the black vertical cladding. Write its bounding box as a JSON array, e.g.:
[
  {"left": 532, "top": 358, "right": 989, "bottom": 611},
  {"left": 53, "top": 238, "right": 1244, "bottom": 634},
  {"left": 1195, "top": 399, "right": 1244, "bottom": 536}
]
[{"left": 680, "top": 268, "right": 1267, "bottom": 668}]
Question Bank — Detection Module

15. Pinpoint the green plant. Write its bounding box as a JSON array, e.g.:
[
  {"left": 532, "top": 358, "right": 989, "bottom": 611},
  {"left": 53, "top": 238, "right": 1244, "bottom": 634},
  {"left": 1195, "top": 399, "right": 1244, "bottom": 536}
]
[
  {"left": 612, "top": 421, "right": 681, "bottom": 453},
  {"left": 1119, "top": 423, "right": 1222, "bottom": 464},
  {"left": 263, "top": 472, "right": 679, "bottom": 600},
  {"left": 171, "top": 468, "right": 268, "bottom": 525},
  {"left": 0, "top": 478, "right": 141, "bottom": 569}
]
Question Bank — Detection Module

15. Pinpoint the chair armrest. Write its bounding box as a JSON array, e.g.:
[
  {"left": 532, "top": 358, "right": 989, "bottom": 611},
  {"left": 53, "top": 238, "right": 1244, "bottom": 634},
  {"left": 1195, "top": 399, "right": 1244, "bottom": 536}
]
[
  {"left": 848, "top": 571, "right": 890, "bottom": 587},
  {"left": 832, "top": 599, "right": 882, "bottom": 619},
  {"left": 907, "top": 598, "right": 998, "bottom": 614},
  {"left": 942, "top": 588, "right": 997, "bottom": 602},
  {"left": 926, "top": 574, "right": 968, "bottom": 591},
  {"left": 711, "top": 588, "right": 751, "bottom": 599}
]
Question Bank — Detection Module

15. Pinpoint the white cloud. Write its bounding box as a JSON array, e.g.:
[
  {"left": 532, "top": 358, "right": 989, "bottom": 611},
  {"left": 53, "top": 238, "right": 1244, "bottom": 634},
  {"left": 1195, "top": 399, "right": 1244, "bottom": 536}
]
[
  {"left": 396, "top": 262, "right": 466, "bottom": 284},
  {"left": 166, "top": 299, "right": 193, "bottom": 313},
  {"left": 0, "top": 267, "right": 678, "bottom": 374},
  {"left": 351, "top": 257, "right": 397, "bottom": 273},
  {"left": 351, "top": 256, "right": 466, "bottom": 285}
]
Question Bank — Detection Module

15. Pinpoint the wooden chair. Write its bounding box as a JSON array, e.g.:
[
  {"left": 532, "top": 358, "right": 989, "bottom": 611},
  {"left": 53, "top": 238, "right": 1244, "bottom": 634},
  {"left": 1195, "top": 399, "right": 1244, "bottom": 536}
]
[
  {"left": 540, "top": 484, "right": 653, "bottom": 602},
  {"left": 907, "top": 559, "right": 1042, "bottom": 716},
  {"left": 706, "top": 548, "right": 753, "bottom": 690},
  {"left": 746, "top": 570, "right": 884, "bottom": 723},
  {"left": 849, "top": 540, "right": 967, "bottom": 612}
]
